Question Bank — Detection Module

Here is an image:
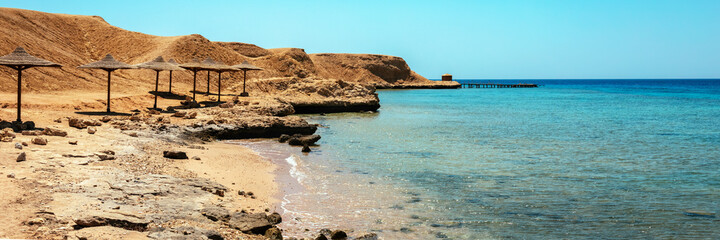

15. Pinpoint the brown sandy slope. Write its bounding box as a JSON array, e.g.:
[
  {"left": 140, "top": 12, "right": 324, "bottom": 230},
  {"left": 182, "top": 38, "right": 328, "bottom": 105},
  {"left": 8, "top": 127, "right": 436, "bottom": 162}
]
[{"left": 0, "top": 7, "right": 455, "bottom": 97}]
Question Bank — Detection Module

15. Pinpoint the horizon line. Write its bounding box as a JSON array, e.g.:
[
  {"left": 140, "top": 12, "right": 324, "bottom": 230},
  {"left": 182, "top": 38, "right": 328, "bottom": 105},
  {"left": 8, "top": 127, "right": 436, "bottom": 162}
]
[{"left": 432, "top": 78, "right": 720, "bottom": 81}]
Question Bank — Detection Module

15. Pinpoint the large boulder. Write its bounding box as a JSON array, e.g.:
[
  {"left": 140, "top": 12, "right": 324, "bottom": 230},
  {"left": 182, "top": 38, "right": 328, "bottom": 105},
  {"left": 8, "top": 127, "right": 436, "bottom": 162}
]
[
  {"left": 226, "top": 212, "right": 274, "bottom": 234},
  {"left": 163, "top": 150, "right": 188, "bottom": 159},
  {"left": 288, "top": 134, "right": 321, "bottom": 146}
]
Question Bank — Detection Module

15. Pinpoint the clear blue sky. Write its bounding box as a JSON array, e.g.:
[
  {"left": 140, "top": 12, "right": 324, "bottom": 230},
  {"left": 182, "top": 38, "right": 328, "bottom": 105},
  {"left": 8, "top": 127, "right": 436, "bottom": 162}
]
[{"left": 4, "top": 0, "right": 720, "bottom": 79}]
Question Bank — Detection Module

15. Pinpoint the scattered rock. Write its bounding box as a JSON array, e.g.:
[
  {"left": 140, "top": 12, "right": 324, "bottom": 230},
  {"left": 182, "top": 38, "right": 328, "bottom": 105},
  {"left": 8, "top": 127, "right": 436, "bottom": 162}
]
[
  {"left": 265, "top": 227, "right": 283, "bottom": 240},
  {"left": 267, "top": 212, "right": 282, "bottom": 224},
  {"left": 278, "top": 134, "right": 291, "bottom": 143},
  {"left": 184, "top": 112, "right": 198, "bottom": 119},
  {"left": 100, "top": 116, "right": 112, "bottom": 122},
  {"left": 330, "top": 230, "right": 348, "bottom": 240},
  {"left": 315, "top": 234, "right": 329, "bottom": 240},
  {"left": 172, "top": 111, "right": 186, "bottom": 118},
  {"left": 1, "top": 128, "right": 16, "bottom": 142},
  {"left": 53, "top": 118, "right": 62, "bottom": 123},
  {"left": 7, "top": 173, "right": 15, "bottom": 178},
  {"left": 192, "top": 156, "right": 201, "bottom": 161},
  {"left": 68, "top": 118, "right": 86, "bottom": 129},
  {"left": 356, "top": 233, "right": 379, "bottom": 240},
  {"left": 69, "top": 140, "right": 78, "bottom": 145},
  {"left": 26, "top": 217, "right": 45, "bottom": 225},
  {"left": 73, "top": 212, "right": 150, "bottom": 231},
  {"left": 163, "top": 151, "right": 188, "bottom": 159},
  {"left": 32, "top": 137, "right": 48, "bottom": 145},
  {"left": 21, "top": 130, "right": 42, "bottom": 135},
  {"left": 22, "top": 142, "right": 28, "bottom": 146},
  {"left": 96, "top": 154, "right": 115, "bottom": 161},
  {"left": 219, "top": 102, "right": 234, "bottom": 108},
  {"left": 16, "top": 152, "right": 26, "bottom": 162},
  {"left": 288, "top": 134, "right": 321, "bottom": 146},
  {"left": 238, "top": 190, "right": 245, "bottom": 196},
  {"left": 226, "top": 212, "right": 275, "bottom": 234},
  {"left": 201, "top": 207, "right": 230, "bottom": 222},
  {"left": 302, "top": 145, "right": 311, "bottom": 152},
  {"left": 148, "top": 109, "right": 161, "bottom": 115},
  {"left": 15, "top": 143, "right": 22, "bottom": 149},
  {"left": 147, "top": 226, "right": 222, "bottom": 240},
  {"left": 128, "top": 132, "right": 139, "bottom": 137},
  {"left": 87, "top": 127, "right": 97, "bottom": 134},
  {"left": 43, "top": 128, "right": 68, "bottom": 137}
]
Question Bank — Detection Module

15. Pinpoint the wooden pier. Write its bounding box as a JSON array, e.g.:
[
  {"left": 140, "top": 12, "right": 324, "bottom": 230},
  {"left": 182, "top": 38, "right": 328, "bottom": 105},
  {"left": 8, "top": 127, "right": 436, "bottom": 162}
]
[{"left": 460, "top": 83, "right": 538, "bottom": 88}]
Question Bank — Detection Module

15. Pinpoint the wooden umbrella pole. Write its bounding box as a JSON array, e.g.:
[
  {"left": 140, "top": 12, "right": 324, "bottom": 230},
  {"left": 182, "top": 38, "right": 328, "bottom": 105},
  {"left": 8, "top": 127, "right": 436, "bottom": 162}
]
[
  {"left": 106, "top": 70, "right": 111, "bottom": 112},
  {"left": 192, "top": 70, "right": 197, "bottom": 101},
  {"left": 243, "top": 70, "right": 247, "bottom": 93},
  {"left": 16, "top": 68, "right": 22, "bottom": 122},
  {"left": 153, "top": 70, "right": 159, "bottom": 109},
  {"left": 217, "top": 72, "right": 222, "bottom": 102},
  {"left": 206, "top": 71, "right": 210, "bottom": 95}
]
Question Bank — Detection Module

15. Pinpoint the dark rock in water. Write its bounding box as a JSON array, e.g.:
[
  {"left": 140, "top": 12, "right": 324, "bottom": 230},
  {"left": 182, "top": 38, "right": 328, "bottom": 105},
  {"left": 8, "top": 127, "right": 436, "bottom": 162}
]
[
  {"left": 16, "top": 152, "right": 26, "bottom": 162},
  {"left": 683, "top": 210, "right": 716, "bottom": 218},
  {"left": 319, "top": 228, "right": 332, "bottom": 236},
  {"left": 435, "top": 232, "right": 448, "bottom": 238},
  {"left": 399, "top": 227, "right": 413, "bottom": 233},
  {"left": 302, "top": 145, "right": 311, "bottom": 152},
  {"left": 330, "top": 230, "right": 348, "bottom": 240},
  {"left": 288, "top": 134, "right": 321, "bottom": 146},
  {"left": 267, "top": 212, "right": 282, "bottom": 224},
  {"left": 356, "top": 233, "right": 379, "bottom": 240},
  {"left": 202, "top": 207, "right": 230, "bottom": 222},
  {"left": 407, "top": 197, "right": 422, "bottom": 203},
  {"left": 265, "top": 227, "right": 283, "bottom": 240},
  {"left": 227, "top": 212, "right": 274, "bottom": 234},
  {"left": 278, "top": 134, "right": 291, "bottom": 143},
  {"left": 163, "top": 151, "right": 188, "bottom": 159},
  {"left": 148, "top": 226, "right": 223, "bottom": 240},
  {"left": 389, "top": 204, "right": 404, "bottom": 210}
]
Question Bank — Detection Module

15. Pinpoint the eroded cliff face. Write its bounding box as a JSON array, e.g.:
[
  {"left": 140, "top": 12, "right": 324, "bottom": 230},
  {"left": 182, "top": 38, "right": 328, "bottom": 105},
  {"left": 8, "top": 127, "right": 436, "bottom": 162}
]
[{"left": 0, "top": 7, "right": 456, "bottom": 113}]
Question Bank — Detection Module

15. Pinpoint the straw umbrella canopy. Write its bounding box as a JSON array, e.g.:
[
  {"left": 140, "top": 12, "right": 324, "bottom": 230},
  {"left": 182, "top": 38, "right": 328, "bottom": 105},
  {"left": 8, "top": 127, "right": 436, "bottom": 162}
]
[
  {"left": 135, "top": 56, "right": 184, "bottom": 109},
  {"left": 200, "top": 57, "right": 219, "bottom": 95},
  {"left": 78, "top": 54, "right": 134, "bottom": 113},
  {"left": 167, "top": 58, "right": 180, "bottom": 93},
  {"left": 0, "top": 46, "right": 62, "bottom": 123},
  {"left": 179, "top": 58, "right": 204, "bottom": 101},
  {"left": 231, "top": 61, "right": 263, "bottom": 97},
  {"left": 212, "top": 62, "right": 240, "bottom": 102}
]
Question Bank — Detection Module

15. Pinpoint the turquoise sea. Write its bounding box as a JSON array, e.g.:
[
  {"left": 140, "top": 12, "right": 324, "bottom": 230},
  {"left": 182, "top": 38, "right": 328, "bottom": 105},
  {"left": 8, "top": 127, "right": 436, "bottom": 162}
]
[{"left": 246, "top": 79, "right": 720, "bottom": 239}]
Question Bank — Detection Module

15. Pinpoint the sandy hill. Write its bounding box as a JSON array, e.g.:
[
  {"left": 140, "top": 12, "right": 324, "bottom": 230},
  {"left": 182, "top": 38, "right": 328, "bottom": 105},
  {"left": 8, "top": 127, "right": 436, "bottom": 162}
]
[{"left": 0, "top": 7, "right": 457, "bottom": 95}]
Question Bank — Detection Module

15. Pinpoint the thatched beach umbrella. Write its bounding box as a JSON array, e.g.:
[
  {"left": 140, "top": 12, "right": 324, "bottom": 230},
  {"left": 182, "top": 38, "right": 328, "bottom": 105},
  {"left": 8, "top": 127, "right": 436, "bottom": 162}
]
[
  {"left": 0, "top": 47, "right": 62, "bottom": 123},
  {"left": 231, "top": 61, "right": 263, "bottom": 97},
  {"left": 167, "top": 58, "right": 180, "bottom": 93},
  {"left": 179, "top": 58, "right": 204, "bottom": 101},
  {"left": 213, "top": 63, "right": 239, "bottom": 102},
  {"left": 200, "top": 58, "right": 220, "bottom": 95},
  {"left": 135, "top": 56, "right": 183, "bottom": 109},
  {"left": 78, "top": 54, "right": 134, "bottom": 112}
]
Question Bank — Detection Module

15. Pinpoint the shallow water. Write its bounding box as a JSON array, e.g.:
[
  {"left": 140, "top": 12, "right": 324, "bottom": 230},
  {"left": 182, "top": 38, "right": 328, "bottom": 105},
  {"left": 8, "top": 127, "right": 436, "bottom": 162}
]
[{"left": 245, "top": 80, "right": 720, "bottom": 239}]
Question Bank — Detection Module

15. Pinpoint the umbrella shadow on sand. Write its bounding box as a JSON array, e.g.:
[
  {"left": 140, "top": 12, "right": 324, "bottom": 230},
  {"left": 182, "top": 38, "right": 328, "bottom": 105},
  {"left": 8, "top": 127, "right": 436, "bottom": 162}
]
[
  {"left": 75, "top": 111, "right": 132, "bottom": 116},
  {"left": 149, "top": 91, "right": 191, "bottom": 100}
]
